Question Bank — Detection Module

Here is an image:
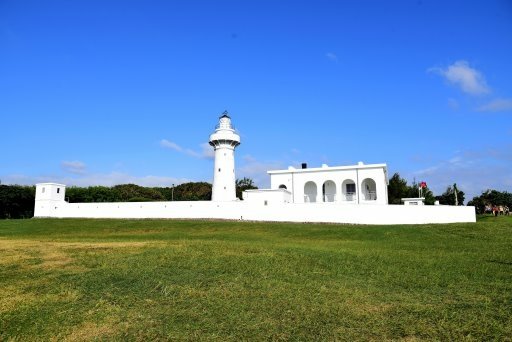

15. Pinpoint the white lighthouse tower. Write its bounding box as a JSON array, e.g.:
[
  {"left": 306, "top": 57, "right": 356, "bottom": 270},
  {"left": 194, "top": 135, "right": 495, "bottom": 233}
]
[{"left": 209, "top": 111, "right": 241, "bottom": 201}]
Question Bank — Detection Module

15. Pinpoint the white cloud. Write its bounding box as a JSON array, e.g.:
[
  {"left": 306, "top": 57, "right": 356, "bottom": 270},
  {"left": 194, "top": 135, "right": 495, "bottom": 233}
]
[
  {"left": 160, "top": 139, "right": 214, "bottom": 159},
  {"left": 476, "top": 98, "right": 512, "bottom": 112},
  {"left": 429, "top": 60, "right": 490, "bottom": 95},
  {"left": 326, "top": 52, "right": 338, "bottom": 62},
  {"left": 160, "top": 139, "right": 183, "bottom": 152},
  {"left": 200, "top": 143, "right": 215, "bottom": 159},
  {"left": 61, "top": 161, "right": 87, "bottom": 174},
  {"left": 411, "top": 146, "right": 512, "bottom": 202},
  {"left": 237, "top": 154, "right": 284, "bottom": 188},
  {"left": 1, "top": 172, "right": 190, "bottom": 188}
]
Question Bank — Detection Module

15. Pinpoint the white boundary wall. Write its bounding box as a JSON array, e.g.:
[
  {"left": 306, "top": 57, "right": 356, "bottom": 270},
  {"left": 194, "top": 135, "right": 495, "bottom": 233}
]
[{"left": 34, "top": 200, "right": 476, "bottom": 225}]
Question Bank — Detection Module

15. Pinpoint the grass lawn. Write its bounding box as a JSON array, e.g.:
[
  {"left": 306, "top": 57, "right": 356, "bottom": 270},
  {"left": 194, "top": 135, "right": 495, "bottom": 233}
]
[{"left": 1, "top": 216, "right": 511, "bottom": 340}]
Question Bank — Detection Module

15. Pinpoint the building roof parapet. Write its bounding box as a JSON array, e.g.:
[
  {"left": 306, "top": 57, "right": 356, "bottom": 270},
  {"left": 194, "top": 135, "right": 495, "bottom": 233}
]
[
  {"left": 36, "top": 182, "right": 67, "bottom": 187},
  {"left": 244, "top": 188, "right": 292, "bottom": 194},
  {"left": 267, "top": 163, "right": 387, "bottom": 174}
]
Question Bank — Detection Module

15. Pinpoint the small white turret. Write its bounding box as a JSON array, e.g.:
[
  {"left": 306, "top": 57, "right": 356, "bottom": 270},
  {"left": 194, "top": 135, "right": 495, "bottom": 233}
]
[
  {"left": 34, "top": 183, "right": 66, "bottom": 217},
  {"left": 209, "top": 112, "right": 241, "bottom": 201}
]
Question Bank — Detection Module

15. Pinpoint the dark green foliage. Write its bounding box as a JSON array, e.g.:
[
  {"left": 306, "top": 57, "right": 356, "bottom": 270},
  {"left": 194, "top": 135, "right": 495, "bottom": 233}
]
[
  {"left": 0, "top": 179, "right": 258, "bottom": 219},
  {"left": 67, "top": 183, "right": 211, "bottom": 202},
  {"left": 112, "top": 184, "right": 164, "bottom": 202},
  {"left": 436, "top": 184, "right": 465, "bottom": 205},
  {"left": 387, "top": 173, "right": 435, "bottom": 205},
  {"left": 468, "top": 189, "right": 512, "bottom": 214},
  {"left": 155, "top": 182, "right": 212, "bottom": 201},
  {"left": 387, "top": 173, "right": 409, "bottom": 204},
  {"left": 0, "top": 185, "right": 35, "bottom": 218},
  {"left": 67, "top": 186, "right": 118, "bottom": 203},
  {"left": 236, "top": 177, "right": 258, "bottom": 199},
  {"left": 408, "top": 180, "right": 436, "bottom": 205}
]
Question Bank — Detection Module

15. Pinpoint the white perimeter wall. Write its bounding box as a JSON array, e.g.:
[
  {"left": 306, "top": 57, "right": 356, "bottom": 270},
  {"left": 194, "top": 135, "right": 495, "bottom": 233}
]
[{"left": 34, "top": 200, "right": 476, "bottom": 225}]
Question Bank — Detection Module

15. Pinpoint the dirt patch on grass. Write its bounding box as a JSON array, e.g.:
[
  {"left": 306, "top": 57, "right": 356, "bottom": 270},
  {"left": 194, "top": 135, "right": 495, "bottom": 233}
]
[
  {"left": 0, "top": 285, "right": 39, "bottom": 314},
  {"left": 0, "top": 239, "right": 163, "bottom": 271},
  {"left": 0, "top": 239, "right": 157, "bottom": 249},
  {"left": 344, "top": 299, "right": 395, "bottom": 316},
  {"left": 60, "top": 321, "right": 118, "bottom": 341}
]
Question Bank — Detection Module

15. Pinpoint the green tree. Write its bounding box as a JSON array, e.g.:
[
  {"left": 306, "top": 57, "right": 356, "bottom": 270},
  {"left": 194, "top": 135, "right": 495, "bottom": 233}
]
[
  {"left": 467, "top": 189, "right": 512, "bottom": 214},
  {"left": 236, "top": 177, "right": 258, "bottom": 199},
  {"left": 0, "top": 185, "right": 35, "bottom": 219},
  {"left": 162, "top": 182, "right": 212, "bottom": 201},
  {"left": 387, "top": 173, "right": 435, "bottom": 205},
  {"left": 408, "top": 180, "right": 436, "bottom": 205},
  {"left": 436, "top": 184, "right": 465, "bottom": 206},
  {"left": 387, "top": 173, "right": 409, "bottom": 204},
  {"left": 113, "top": 184, "right": 164, "bottom": 202}
]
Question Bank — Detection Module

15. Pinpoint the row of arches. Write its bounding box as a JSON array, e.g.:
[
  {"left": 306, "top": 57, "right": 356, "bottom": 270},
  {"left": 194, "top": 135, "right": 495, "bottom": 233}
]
[{"left": 280, "top": 178, "right": 377, "bottom": 203}]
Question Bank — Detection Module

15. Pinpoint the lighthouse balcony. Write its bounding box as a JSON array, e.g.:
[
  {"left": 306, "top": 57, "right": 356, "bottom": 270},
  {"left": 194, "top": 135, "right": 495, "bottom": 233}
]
[{"left": 209, "top": 132, "right": 241, "bottom": 145}]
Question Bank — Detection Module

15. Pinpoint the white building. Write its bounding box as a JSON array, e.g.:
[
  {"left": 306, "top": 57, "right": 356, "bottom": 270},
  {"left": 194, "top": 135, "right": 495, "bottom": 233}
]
[
  {"left": 34, "top": 113, "right": 476, "bottom": 224},
  {"left": 267, "top": 162, "right": 388, "bottom": 205}
]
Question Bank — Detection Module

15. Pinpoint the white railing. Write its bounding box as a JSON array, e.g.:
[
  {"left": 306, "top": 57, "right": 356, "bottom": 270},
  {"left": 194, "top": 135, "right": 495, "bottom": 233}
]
[
  {"left": 305, "top": 192, "right": 376, "bottom": 202},
  {"left": 304, "top": 195, "right": 317, "bottom": 203},
  {"left": 323, "top": 194, "right": 336, "bottom": 202},
  {"left": 344, "top": 192, "right": 356, "bottom": 201},
  {"left": 365, "top": 191, "right": 376, "bottom": 200}
]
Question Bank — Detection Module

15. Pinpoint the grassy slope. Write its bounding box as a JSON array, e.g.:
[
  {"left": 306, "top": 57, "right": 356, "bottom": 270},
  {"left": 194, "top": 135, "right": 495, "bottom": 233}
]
[{"left": 0, "top": 217, "right": 511, "bottom": 340}]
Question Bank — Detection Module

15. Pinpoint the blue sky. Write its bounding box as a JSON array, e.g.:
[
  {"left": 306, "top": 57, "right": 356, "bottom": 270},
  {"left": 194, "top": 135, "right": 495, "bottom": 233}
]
[{"left": 1, "top": 0, "right": 511, "bottom": 202}]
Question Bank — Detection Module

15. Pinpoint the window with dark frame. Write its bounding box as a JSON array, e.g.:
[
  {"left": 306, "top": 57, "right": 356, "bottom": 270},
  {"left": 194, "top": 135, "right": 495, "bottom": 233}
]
[{"left": 346, "top": 183, "right": 356, "bottom": 193}]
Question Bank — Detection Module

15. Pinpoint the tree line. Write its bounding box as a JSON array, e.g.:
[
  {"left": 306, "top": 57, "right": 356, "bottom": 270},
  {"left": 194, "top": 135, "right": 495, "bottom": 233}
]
[
  {"left": 467, "top": 190, "right": 512, "bottom": 214},
  {"left": 1, "top": 175, "right": 510, "bottom": 219},
  {"left": 0, "top": 179, "right": 258, "bottom": 219},
  {"left": 0, "top": 185, "right": 35, "bottom": 219},
  {"left": 387, "top": 173, "right": 465, "bottom": 206}
]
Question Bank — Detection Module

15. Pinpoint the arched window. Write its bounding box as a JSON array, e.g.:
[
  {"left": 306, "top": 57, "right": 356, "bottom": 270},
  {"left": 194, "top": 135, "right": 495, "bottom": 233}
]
[
  {"left": 322, "top": 180, "right": 336, "bottom": 202},
  {"left": 342, "top": 179, "right": 356, "bottom": 201},
  {"left": 304, "top": 181, "right": 317, "bottom": 203},
  {"left": 279, "top": 184, "right": 287, "bottom": 190},
  {"left": 361, "top": 178, "right": 377, "bottom": 200}
]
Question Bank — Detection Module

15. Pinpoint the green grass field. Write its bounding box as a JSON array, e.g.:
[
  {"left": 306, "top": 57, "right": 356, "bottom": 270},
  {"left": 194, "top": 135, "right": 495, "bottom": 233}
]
[{"left": 1, "top": 216, "right": 511, "bottom": 340}]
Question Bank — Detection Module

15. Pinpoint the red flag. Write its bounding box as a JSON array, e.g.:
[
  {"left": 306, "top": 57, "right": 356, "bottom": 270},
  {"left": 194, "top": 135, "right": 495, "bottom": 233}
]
[{"left": 420, "top": 181, "right": 427, "bottom": 188}]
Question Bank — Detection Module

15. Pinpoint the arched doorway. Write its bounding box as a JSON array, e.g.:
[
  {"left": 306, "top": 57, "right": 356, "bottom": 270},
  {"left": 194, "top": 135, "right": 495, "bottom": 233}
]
[
  {"left": 304, "top": 181, "right": 317, "bottom": 203},
  {"left": 322, "top": 180, "right": 336, "bottom": 202},
  {"left": 361, "top": 178, "right": 377, "bottom": 200},
  {"left": 342, "top": 179, "right": 356, "bottom": 201}
]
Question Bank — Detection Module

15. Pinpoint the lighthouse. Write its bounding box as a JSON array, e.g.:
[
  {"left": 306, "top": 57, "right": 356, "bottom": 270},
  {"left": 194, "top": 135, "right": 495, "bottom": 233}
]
[{"left": 209, "top": 111, "right": 241, "bottom": 201}]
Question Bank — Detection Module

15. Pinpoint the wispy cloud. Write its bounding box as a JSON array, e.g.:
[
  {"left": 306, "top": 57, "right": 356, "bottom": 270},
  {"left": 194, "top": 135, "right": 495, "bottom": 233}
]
[
  {"left": 61, "top": 161, "right": 87, "bottom": 174},
  {"left": 326, "top": 52, "right": 338, "bottom": 63},
  {"left": 237, "top": 155, "right": 285, "bottom": 188},
  {"left": 160, "top": 139, "right": 214, "bottom": 159},
  {"left": 476, "top": 98, "right": 512, "bottom": 112},
  {"left": 200, "top": 143, "right": 215, "bottom": 159},
  {"left": 411, "top": 146, "right": 512, "bottom": 202},
  {"left": 160, "top": 139, "right": 183, "bottom": 152},
  {"left": 428, "top": 60, "right": 490, "bottom": 95},
  {"left": 1, "top": 172, "right": 190, "bottom": 188}
]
